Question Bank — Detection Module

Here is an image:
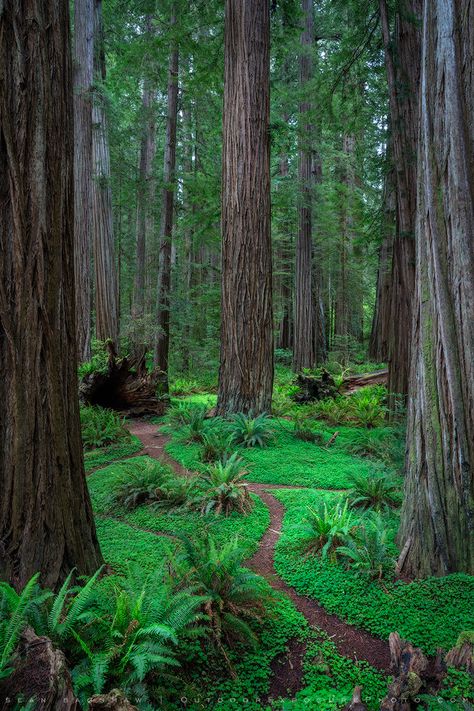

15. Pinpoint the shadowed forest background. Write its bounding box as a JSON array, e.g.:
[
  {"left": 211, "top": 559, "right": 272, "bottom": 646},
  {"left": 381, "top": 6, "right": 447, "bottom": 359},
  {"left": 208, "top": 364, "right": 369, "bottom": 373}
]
[{"left": 0, "top": 0, "right": 473, "bottom": 709}]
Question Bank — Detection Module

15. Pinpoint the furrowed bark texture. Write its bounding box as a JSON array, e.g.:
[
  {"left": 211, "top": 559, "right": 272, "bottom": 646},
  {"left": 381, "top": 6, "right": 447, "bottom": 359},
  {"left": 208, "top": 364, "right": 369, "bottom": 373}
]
[
  {"left": 369, "top": 156, "right": 395, "bottom": 362},
  {"left": 73, "top": 0, "right": 94, "bottom": 362},
  {"left": 293, "top": 0, "right": 316, "bottom": 372},
  {"left": 92, "top": 0, "right": 119, "bottom": 346},
  {"left": 379, "top": 0, "right": 422, "bottom": 397},
  {"left": 0, "top": 0, "right": 103, "bottom": 590},
  {"left": 154, "top": 7, "right": 178, "bottom": 384},
  {"left": 216, "top": 0, "right": 273, "bottom": 415},
  {"left": 398, "top": 0, "right": 474, "bottom": 577}
]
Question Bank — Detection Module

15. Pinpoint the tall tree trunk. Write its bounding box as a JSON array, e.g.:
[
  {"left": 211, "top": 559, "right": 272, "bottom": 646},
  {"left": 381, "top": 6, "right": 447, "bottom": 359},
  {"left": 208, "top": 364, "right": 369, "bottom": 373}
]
[
  {"left": 181, "top": 96, "right": 195, "bottom": 372},
  {"left": 92, "top": 0, "right": 119, "bottom": 347},
  {"left": 293, "top": 0, "right": 316, "bottom": 372},
  {"left": 379, "top": 0, "right": 422, "bottom": 397},
  {"left": 216, "top": 0, "right": 273, "bottom": 416},
  {"left": 73, "top": 0, "right": 94, "bottom": 363},
  {"left": 398, "top": 0, "right": 474, "bottom": 577},
  {"left": 369, "top": 153, "right": 395, "bottom": 362},
  {"left": 154, "top": 7, "right": 179, "bottom": 388},
  {"left": 0, "top": 0, "right": 103, "bottom": 590},
  {"left": 132, "top": 20, "right": 156, "bottom": 354}
]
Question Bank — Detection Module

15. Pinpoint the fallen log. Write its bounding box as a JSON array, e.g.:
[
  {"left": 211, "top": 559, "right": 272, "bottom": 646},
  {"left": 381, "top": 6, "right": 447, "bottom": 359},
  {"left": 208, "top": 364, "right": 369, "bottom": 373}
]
[
  {"left": 79, "top": 342, "right": 168, "bottom": 417},
  {"left": 342, "top": 370, "right": 388, "bottom": 394},
  {"left": 0, "top": 627, "right": 78, "bottom": 711}
]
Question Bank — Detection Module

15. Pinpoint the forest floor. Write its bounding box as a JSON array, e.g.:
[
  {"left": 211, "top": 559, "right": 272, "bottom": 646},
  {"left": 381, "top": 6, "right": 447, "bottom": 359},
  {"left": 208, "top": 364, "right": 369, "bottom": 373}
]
[{"left": 84, "top": 384, "right": 474, "bottom": 709}]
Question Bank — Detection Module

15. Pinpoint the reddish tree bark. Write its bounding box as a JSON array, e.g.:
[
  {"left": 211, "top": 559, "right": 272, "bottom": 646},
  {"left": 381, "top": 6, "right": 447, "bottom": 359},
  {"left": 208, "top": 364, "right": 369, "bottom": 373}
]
[
  {"left": 216, "top": 0, "right": 273, "bottom": 415},
  {"left": 0, "top": 0, "right": 103, "bottom": 590},
  {"left": 398, "top": 0, "right": 474, "bottom": 577}
]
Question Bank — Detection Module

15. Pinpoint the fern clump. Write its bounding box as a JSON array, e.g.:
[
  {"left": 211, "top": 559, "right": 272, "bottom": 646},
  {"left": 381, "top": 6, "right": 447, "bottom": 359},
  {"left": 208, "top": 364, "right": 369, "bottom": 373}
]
[
  {"left": 337, "top": 514, "right": 395, "bottom": 580},
  {"left": 199, "top": 429, "right": 232, "bottom": 463},
  {"left": 166, "top": 402, "right": 208, "bottom": 428},
  {"left": 175, "top": 534, "right": 270, "bottom": 666},
  {"left": 111, "top": 459, "right": 190, "bottom": 511},
  {"left": 229, "top": 412, "right": 274, "bottom": 448},
  {"left": 292, "top": 415, "right": 325, "bottom": 444},
  {"left": 0, "top": 574, "right": 42, "bottom": 680},
  {"left": 348, "top": 472, "right": 401, "bottom": 512},
  {"left": 298, "top": 499, "right": 356, "bottom": 559},
  {"left": 80, "top": 406, "right": 130, "bottom": 450},
  {"left": 197, "top": 452, "right": 252, "bottom": 515}
]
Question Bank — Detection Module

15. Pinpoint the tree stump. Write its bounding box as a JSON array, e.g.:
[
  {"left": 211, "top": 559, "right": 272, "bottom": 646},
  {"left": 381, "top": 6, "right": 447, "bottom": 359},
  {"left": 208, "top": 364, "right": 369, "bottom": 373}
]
[
  {"left": 292, "top": 370, "right": 339, "bottom": 403},
  {"left": 445, "top": 632, "right": 474, "bottom": 674},
  {"left": 342, "top": 686, "right": 368, "bottom": 711},
  {"left": 79, "top": 342, "right": 168, "bottom": 417},
  {"left": 0, "top": 628, "right": 78, "bottom": 710}
]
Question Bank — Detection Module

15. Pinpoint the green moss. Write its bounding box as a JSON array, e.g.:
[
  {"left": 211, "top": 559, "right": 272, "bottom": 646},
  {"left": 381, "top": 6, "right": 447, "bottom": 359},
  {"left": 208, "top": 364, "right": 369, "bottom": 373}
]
[
  {"left": 273, "top": 489, "right": 474, "bottom": 654},
  {"left": 84, "top": 435, "right": 143, "bottom": 472}
]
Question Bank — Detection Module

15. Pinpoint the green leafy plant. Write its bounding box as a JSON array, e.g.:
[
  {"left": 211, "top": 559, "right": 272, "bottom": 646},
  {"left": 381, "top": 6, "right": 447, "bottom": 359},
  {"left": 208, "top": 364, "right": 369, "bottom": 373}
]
[
  {"left": 292, "top": 415, "right": 325, "bottom": 444},
  {"left": 180, "top": 408, "right": 209, "bottom": 444},
  {"left": 348, "top": 472, "right": 401, "bottom": 512},
  {"left": 343, "top": 427, "right": 404, "bottom": 468},
  {"left": 197, "top": 452, "right": 252, "bottom": 515},
  {"left": 111, "top": 459, "right": 190, "bottom": 511},
  {"left": 80, "top": 406, "right": 129, "bottom": 450},
  {"left": 169, "top": 377, "right": 203, "bottom": 396},
  {"left": 298, "top": 500, "right": 356, "bottom": 559},
  {"left": 229, "top": 412, "right": 274, "bottom": 448},
  {"left": 0, "top": 574, "right": 41, "bottom": 680},
  {"left": 175, "top": 534, "right": 270, "bottom": 669},
  {"left": 337, "top": 514, "right": 395, "bottom": 580},
  {"left": 199, "top": 429, "right": 233, "bottom": 463},
  {"left": 166, "top": 402, "right": 208, "bottom": 427}
]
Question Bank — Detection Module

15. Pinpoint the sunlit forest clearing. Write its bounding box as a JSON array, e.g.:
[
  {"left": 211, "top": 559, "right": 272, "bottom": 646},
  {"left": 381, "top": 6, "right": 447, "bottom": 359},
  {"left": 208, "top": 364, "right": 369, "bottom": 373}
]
[{"left": 0, "top": 0, "right": 473, "bottom": 709}]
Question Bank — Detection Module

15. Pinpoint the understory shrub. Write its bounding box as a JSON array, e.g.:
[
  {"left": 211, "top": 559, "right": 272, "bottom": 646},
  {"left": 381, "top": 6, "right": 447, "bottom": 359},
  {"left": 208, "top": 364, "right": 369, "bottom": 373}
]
[
  {"left": 80, "top": 406, "right": 129, "bottom": 450},
  {"left": 337, "top": 514, "right": 395, "bottom": 580},
  {"left": 166, "top": 402, "right": 208, "bottom": 428},
  {"left": 197, "top": 452, "right": 252, "bottom": 515},
  {"left": 111, "top": 458, "right": 190, "bottom": 512},
  {"left": 199, "top": 429, "right": 233, "bottom": 463},
  {"left": 175, "top": 534, "right": 271, "bottom": 665},
  {"left": 308, "top": 386, "right": 388, "bottom": 428},
  {"left": 298, "top": 500, "right": 356, "bottom": 559},
  {"left": 292, "top": 415, "right": 325, "bottom": 444},
  {"left": 348, "top": 472, "right": 402, "bottom": 512},
  {"left": 229, "top": 412, "right": 274, "bottom": 448},
  {"left": 342, "top": 427, "right": 404, "bottom": 468}
]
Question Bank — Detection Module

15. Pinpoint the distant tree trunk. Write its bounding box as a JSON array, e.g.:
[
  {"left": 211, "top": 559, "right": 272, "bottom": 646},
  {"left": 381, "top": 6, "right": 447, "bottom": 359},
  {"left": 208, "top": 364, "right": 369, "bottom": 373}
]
[
  {"left": 92, "top": 0, "right": 119, "bottom": 347},
  {"left": 293, "top": 0, "right": 316, "bottom": 372},
  {"left": 132, "top": 17, "right": 156, "bottom": 354},
  {"left": 369, "top": 153, "right": 395, "bottom": 362},
  {"left": 216, "top": 0, "right": 273, "bottom": 416},
  {"left": 398, "top": 0, "right": 474, "bottom": 577},
  {"left": 154, "top": 6, "right": 179, "bottom": 388},
  {"left": 181, "top": 96, "right": 195, "bottom": 372},
  {"left": 0, "top": 0, "right": 103, "bottom": 591},
  {"left": 73, "top": 0, "right": 94, "bottom": 363},
  {"left": 379, "top": 0, "right": 422, "bottom": 397}
]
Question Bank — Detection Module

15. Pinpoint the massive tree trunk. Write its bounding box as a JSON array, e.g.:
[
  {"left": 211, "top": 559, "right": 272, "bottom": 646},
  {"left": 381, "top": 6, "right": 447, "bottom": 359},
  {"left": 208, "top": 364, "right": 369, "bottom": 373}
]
[
  {"left": 379, "top": 0, "right": 422, "bottom": 397},
  {"left": 132, "top": 17, "right": 157, "bottom": 354},
  {"left": 369, "top": 154, "right": 395, "bottom": 362},
  {"left": 216, "top": 0, "right": 273, "bottom": 416},
  {"left": 293, "top": 0, "right": 316, "bottom": 372},
  {"left": 0, "top": 0, "right": 103, "bottom": 590},
  {"left": 73, "top": 0, "right": 94, "bottom": 363},
  {"left": 154, "top": 6, "right": 179, "bottom": 389},
  {"left": 398, "top": 0, "right": 474, "bottom": 577},
  {"left": 92, "top": 0, "right": 119, "bottom": 346}
]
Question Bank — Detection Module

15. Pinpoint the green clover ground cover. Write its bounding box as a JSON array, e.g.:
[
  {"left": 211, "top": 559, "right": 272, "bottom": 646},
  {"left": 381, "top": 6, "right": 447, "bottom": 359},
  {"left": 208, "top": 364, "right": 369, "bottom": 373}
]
[
  {"left": 272, "top": 488, "right": 474, "bottom": 654},
  {"left": 165, "top": 419, "right": 383, "bottom": 489},
  {"left": 84, "top": 434, "right": 143, "bottom": 472}
]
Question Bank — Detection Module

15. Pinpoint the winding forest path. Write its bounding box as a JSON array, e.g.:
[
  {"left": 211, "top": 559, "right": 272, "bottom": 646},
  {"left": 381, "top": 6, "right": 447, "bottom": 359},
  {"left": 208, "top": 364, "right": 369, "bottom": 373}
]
[{"left": 126, "top": 420, "right": 392, "bottom": 699}]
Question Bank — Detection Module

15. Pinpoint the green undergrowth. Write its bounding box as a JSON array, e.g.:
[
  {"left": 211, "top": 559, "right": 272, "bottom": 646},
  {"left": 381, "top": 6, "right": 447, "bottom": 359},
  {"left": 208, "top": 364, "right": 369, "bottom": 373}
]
[
  {"left": 88, "top": 456, "right": 269, "bottom": 558},
  {"left": 273, "top": 489, "right": 474, "bottom": 654},
  {"left": 276, "top": 630, "right": 388, "bottom": 711},
  {"left": 95, "top": 517, "right": 176, "bottom": 574},
  {"left": 165, "top": 419, "right": 384, "bottom": 489},
  {"left": 84, "top": 434, "right": 143, "bottom": 472}
]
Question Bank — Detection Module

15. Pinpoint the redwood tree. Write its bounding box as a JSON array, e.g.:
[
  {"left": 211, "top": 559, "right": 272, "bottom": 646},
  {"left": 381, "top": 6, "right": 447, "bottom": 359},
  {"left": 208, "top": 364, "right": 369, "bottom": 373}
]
[
  {"left": 0, "top": 0, "right": 103, "bottom": 590},
  {"left": 398, "top": 0, "right": 474, "bottom": 577},
  {"left": 73, "top": 0, "right": 94, "bottom": 363},
  {"left": 293, "top": 0, "right": 316, "bottom": 372},
  {"left": 154, "top": 5, "right": 179, "bottom": 387},
  {"left": 379, "top": 0, "right": 422, "bottom": 397},
  {"left": 216, "top": 0, "right": 273, "bottom": 415}
]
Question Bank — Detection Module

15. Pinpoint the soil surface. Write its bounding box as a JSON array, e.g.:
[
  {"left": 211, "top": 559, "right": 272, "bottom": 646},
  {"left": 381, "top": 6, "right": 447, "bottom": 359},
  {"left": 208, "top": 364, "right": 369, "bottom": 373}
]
[{"left": 117, "top": 421, "right": 393, "bottom": 701}]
